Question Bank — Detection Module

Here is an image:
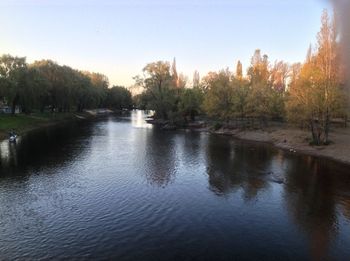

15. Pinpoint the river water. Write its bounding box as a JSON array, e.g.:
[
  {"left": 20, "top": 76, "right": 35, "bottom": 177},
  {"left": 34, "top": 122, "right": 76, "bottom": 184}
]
[{"left": 0, "top": 110, "right": 349, "bottom": 260}]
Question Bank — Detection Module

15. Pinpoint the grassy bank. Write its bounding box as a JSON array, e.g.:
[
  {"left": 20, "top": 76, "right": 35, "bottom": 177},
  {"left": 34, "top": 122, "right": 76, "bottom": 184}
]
[{"left": 0, "top": 112, "right": 88, "bottom": 140}]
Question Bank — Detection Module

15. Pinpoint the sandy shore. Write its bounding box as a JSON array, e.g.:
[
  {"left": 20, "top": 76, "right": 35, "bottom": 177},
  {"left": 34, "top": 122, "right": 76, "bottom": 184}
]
[
  {"left": 212, "top": 126, "right": 350, "bottom": 165},
  {"left": 148, "top": 117, "right": 350, "bottom": 165}
]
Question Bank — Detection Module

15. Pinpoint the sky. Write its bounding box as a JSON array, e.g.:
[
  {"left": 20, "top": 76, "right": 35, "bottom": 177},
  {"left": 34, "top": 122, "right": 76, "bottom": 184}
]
[{"left": 0, "top": 0, "right": 331, "bottom": 87}]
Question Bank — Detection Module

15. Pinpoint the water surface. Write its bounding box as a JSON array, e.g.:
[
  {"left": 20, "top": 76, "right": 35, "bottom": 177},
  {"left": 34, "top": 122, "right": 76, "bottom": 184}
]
[{"left": 0, "top": 110, "right": 349, "bottom": 260}]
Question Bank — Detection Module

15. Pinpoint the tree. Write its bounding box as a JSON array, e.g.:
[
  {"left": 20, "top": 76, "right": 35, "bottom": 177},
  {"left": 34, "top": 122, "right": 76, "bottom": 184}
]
[
  {"left": 193, "top": 70, "right": 200, "bottom": 88},
  {"left": 0, "top": 55, "right": 116, "bottom": 114},
  {"left": 73, "top": 71, "right": 94, "bottom": 112},
  {"left": 287, "top": 9, "right": 345, "bottom": 145},
  {"left": 232, "top": 76, "right": 250, "bottom": 119},
  {"left": 271, "top": 60, "right": 289, "bottom": 92},
  {"left": 171, "top": 58, "right": 179, "bottom": 88},
  {"left": 31, "top": 60, "right": 63, "bottom": 112},
  {"left": 178, "top": 87, "right": 203, "bottom": 121},
  {"left": 246, "top": 50, "right": 271, "bottom": 121},
  {"left": 202, "top": 69, "right": 235, "bottom": 122},
  {"left": 19, "top": 67, "right": 43, "bottom": 113},
  {"left": 246, "top": 50, "right": 285, "bottom": 122},
  {"left": 235, "top": 60, "right": 243, "bottom": 79},
  {"left": 315, "top": 9, "right": 342, "bottom": 143},
  {"left": 177, "top": 73, "right": 187, "bottom": 89},
  {"left": 83, "top": 71, "right": 109, "bottom": 108},
  {"left": 134, "top": 61, "right": 176, "bottom": 119},
  {"left": 0, "top": 54, "right": 27, "bottom": 114},
  {"left": 133, "top": 91, "right": 153, "bottom": 110},
  {"left": 105, "top": 86, "right": 132, "bottom": 110},
  {"left": 247, "top": 49, "right": 270, "bottom": 86}
]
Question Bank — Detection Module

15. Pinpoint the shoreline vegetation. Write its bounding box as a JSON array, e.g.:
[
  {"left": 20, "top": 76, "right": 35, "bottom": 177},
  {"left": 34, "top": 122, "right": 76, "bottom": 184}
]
[
  {"left": 1, "top": 9, "right": 350, "bottom": 166},
  {"left": 0, "top": 109, "right": 114, "bottom": 141},
  {"left": 1, "top": 110, "right": 350, "bottom": 166},
  {"left": 146, "top": 117, "right": 350, "bottom": 166},
  {"left": 133, "top": 9, "right": 349, "bottom": 166}
]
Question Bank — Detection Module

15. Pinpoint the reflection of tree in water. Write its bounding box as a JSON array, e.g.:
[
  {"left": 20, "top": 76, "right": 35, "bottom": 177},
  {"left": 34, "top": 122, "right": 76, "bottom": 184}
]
[
  {"left": 340, "top": 199, "right": 350, "bottom": 220},
  {"left": 143, "top": 129, "right": 177, "bottom": 187},
  {"left": 180, "top": 132, "right": 202, "bottom": 161},
  {"left": 205, "top": 135, "right": 276, "bottom": 199},
  {"left": 0, "top": 121, "right": 94, "bottom": 177},
  {"left": 0, "top": 142, "right": 18, "bottom": 168},
  {"left": 282, "top": 156, "right": 350, "bottom": 260},
  {"left": 331, "top": 163, "right": 350, "bottom": 222}
]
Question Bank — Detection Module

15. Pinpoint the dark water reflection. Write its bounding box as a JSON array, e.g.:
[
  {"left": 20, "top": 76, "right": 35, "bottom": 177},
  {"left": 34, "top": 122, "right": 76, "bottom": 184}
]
[
  {"left": 205, "top": 135, "right": 274, "bottom": 198},
  {"left": 0, "top": 110, "right": 349, "bottom": 260}
]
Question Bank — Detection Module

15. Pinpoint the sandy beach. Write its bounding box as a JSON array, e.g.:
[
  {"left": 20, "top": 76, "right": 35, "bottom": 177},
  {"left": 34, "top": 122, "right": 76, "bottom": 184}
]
[{"left": 213, "top": 126, "right": 350, "bottom": 165}]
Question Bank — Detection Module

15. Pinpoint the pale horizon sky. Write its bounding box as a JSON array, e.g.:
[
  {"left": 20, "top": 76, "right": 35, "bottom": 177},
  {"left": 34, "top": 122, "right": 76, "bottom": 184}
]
[{"left": 0, "top": 0, "right": 331, "bottom": 87}]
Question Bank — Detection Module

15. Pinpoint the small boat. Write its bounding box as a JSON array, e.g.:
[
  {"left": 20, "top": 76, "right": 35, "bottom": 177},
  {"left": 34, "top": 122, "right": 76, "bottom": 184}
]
[{"left": 9, "top": 134, "right": 17, "bottom": 143}]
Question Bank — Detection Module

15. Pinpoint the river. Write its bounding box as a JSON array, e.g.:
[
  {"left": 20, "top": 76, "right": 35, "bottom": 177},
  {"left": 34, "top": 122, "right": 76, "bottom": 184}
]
[{"left": 0, "top": 110, "right": 349, "bottom": 260}]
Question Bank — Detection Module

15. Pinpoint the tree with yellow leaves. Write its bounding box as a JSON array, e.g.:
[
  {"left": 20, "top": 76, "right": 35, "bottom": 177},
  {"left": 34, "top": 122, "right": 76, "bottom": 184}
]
[
  {"left": 287, "top": 10, "right": 346, "bottom": 145},
  {"left": 202, "top": 69, "right": 235, "bottom": 123}
]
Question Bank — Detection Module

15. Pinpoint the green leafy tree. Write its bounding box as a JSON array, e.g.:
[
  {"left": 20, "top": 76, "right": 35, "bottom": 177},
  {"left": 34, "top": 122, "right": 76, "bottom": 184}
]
[
  {"left": 178, "top": 88, "right": 203, "bottom": 121},
  {"left": 246, "top": 50, "right": 285, "bottom": 122},
  {"left": 105, "top": 86, "right": 132, "bottom": 109},
  {"left": 83, "top": 72, "right": 109, "bottom": 108},
  {"left": 0, "top": 54, "right": 27, "bottom": 114},
  {"left": 134, "top": 61, "right": 177, "bottom": 119},
  {"left": 246, "top": 50, "right": 272, "bottom": 121},
  {"left": 232, "top": 76, "right": 250, "bottom": 119},
  {"left": 202, "top": 69, "right": 235, "bottom": 123}
]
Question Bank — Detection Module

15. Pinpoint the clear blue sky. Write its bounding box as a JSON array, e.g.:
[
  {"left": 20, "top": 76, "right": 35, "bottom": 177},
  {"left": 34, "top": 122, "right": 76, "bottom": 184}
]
[{"left": 0, "top": 0, "right": 331, "bottom": 86}]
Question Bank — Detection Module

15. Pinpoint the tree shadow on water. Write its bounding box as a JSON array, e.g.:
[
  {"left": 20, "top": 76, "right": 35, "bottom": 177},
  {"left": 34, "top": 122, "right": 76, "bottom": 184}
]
[{"left": 205, "top": 135, "right": 276, "bottom": 200}]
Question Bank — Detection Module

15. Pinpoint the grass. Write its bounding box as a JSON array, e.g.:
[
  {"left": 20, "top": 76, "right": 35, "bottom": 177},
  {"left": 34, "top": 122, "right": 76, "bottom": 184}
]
[{"left": 0, "top": 112, "right": 78, "bottom": 139}]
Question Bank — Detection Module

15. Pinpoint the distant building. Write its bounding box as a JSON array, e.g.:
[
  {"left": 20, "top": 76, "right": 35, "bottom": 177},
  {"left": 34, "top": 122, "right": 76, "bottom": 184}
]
[
  {"left": 0, "top": 104, "right": 21, "bottom": 114},
  {"left": 0, "top": 97, "right": 21, "bottom": 113}
]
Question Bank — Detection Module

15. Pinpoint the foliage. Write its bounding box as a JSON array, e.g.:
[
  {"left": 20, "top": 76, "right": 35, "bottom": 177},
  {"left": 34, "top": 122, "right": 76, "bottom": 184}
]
[
  {"left": 105, "top": 86, "right": 132, "bottom": 109},
  {"left": 0, "top": 56, "right": 132, "bottom": 114},
  {"left": 0, "top": 9, "right": 344, "bottom": 149},
  {"left": 0, "top": 54, "right": 27, "bottom": 113},
  {"left": 286, "top": 9, "right": 346, "bottom": 145},
  {"left": 178, "top": 87, "right": 203, "bottom": 121},
  {"left": 134, "top": 61, "right": 181, "bottom": 120},
  {"left": 134, "top": 10, "right": 345, "bottom": 145},
  {"left": 202, "top": 69, "right": 235, "bottom": 122}
]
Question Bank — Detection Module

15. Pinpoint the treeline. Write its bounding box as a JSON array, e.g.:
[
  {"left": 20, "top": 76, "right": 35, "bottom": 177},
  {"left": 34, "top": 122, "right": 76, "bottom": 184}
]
[
  {"left": 0, "top": 57, "right": 132, "bottom": 114},
  {"left": 134, "top": 10, "right": 348, "bottom": 145}
]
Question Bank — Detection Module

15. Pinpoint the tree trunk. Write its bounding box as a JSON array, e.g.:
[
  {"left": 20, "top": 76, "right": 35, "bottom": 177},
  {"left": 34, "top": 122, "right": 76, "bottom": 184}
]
[
  {"left": 324, "top": 112, "right": 330, "bottom": 144},
  {"left": 11, "top": 94, "right": 19, "bottom": 114},
  {"left": 190, "top": 110, "right": 195, "bottom": 122},
  {"left": 344, "top": 115, "right": 347, "bottom": 128},
  {"left": 310, "top": 120, "right": 320, "bottom": 145}
]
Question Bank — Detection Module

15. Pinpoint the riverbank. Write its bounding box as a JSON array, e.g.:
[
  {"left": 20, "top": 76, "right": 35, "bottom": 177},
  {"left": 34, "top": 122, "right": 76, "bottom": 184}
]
[
  {"left": 3, "top": 112, "right": 350, "bottom": 165},
  {"left": 210, "top": 125, "right": 350, "bottom": 165},
  {"left": 147, "top": 116, "right": 350, "bottom": 165},
  {"left": 0, "top": 111, "right": 106, "bottom": 141}
]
